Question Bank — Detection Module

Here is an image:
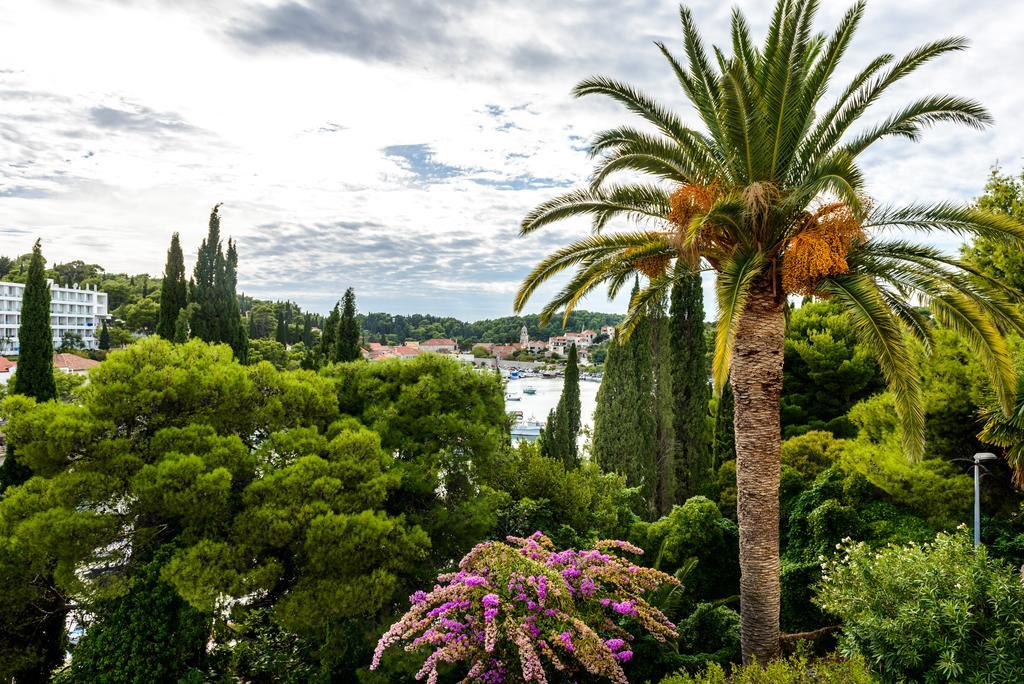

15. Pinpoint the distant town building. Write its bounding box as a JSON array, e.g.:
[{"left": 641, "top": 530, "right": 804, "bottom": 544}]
[
  {"left": 600, "top": 325, "right": 616, "bottom": 339},
  {"left": 0, "top": 280, "right": 110, "bottom": 354},
  {"left": 363, "top": 343, "right": 422, "bottom": 361},
  {"left": 420, "top": 338, "right": 458, "bottom": 354},
  {"left": 520, "top": 325, "right": 529, "bottom": 346},
  {"left": 53, "top": 353, "right": 100, "bottom": 374},
  {"left": 491, "top": 344, "right": 519, "bottom": 359}
]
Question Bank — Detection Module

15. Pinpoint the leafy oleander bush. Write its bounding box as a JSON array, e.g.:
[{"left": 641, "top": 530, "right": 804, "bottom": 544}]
[
  {"left": 660, "top": 652, "right": 874, "bottom": 683},
  {"left": 371, "top": 532, "right": 680, "bottom": 683},
  {"left": 816, "top": 529, "right": 1024, "bottom": 682}
]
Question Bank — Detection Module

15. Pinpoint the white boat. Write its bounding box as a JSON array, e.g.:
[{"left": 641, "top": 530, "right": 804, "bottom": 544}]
[
  {"left": 505, "top": 391, "right": 522, "bottom": 401},
  {"left": 511, "top": 417, "right": 544, "bottom": 441},
  {"left": 522, "top": 385, "right": 537, "bottom": 395}
]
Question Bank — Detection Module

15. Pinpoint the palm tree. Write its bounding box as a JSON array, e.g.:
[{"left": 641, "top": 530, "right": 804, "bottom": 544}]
[{"left": 515, "top": 0, "right": 1024, "bottom": 663}]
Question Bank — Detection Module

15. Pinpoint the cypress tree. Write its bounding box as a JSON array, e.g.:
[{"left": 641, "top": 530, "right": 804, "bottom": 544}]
[
  {"left": 713, "top": 383, "right": 736, "bottom": 469},
  {"left": 173, "top": 308, "right": 191, "bottom": 344},
  {"left": 670, "top": 273, "right": 711, "bottom": 501},
  {"left": 1, "top": 241, "right": 64, "bottom": 680},
  {"left": 593, "top": 281, "right": 657, "bottom": 512},
  {"left": 275, "top": 308, "right": 287, "bottom": 344},
  {"left": 336, "top": 288, "right": 361, "bottom": 362},
  {"left": 224, "top": 239, "right": 247, "bottom": 362},
  {"left": 564, "top": 343, "right": 581, "bottom": 439},
  {"left": 189, "top": 205, "right": 222, "bottom": 342},
  {"left": 302, "top": 315, "right": 313, "bottom": 347},
  {"left": 651, "top": 304, "right": 676, "bottom": 516},
  {"left": 13, "top": 240, "right": 56, "bottom": 403},
  {"left": 98, "top": 319, "right": 110, "bottom": 350},
  {"left": 321, "top": 304, "right": 339, "bottom": 361},
  {"left": 542, "top": 344, "right": 581, "bottom": 468},
  {"left": 157, "top": 233, "right": 187, "bottom": 339}
]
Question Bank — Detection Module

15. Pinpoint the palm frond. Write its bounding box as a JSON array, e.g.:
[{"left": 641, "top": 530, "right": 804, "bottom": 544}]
[
  {"left": 864, "top": 203, "right": 1024, "bottom": 242},
  {"left": 573, "top": 76, "right": 693, "bottom": 145},
  {"left": 843, "top": 95, "right": 991, "bottom": 156},
  {"left": 713, "top": 250, "right": 766, "bottom": 394},
  {"left": 520, "top": 185, "right": 670, "bottom": 235},
  {"left": 930, "top": 291, "right": 1017, "bottom": 414},
  {"left": 821, "top": 273, "right": 924, "bottom": 460}
]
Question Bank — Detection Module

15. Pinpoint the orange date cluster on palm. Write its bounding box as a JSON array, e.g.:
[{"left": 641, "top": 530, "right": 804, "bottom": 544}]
[
  {"left": 668, "top": 183, "right": 720, "bottom": 244},
  {"left": 781, "top": 203, "right": 864, "bottom": 296}
]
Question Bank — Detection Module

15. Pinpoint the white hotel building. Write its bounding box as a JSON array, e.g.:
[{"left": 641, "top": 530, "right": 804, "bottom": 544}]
[{"left": 0, "top": 280, "right": 110, "bottom": 354}]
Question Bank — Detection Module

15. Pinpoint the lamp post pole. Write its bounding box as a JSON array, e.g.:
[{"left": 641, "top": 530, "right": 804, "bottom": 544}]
[{"left": 973, "top": 452, "right": 997, "bottom": 547}]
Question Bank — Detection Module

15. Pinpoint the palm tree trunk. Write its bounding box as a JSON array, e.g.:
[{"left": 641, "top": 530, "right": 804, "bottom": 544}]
[{"left": 730, "top": 282, "right": 785, "bottom": 664}]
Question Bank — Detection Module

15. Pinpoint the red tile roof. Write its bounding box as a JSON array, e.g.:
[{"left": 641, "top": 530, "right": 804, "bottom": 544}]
[
  {"left": 0, "top": 356, "right": 14, "bottom": 373},
  {"left": 52, "top": 353, "right": 100, "bottom": 372},
  {"left": 421, "top": 338, "right": 456, "bottom": 346}
]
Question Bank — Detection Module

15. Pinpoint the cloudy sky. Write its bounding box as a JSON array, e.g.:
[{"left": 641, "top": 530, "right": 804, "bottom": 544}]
[{"left": 2, "top": 0, "right": 1023, "bottom": 320}]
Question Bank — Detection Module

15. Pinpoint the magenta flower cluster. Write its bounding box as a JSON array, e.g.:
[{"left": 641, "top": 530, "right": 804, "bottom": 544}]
[{"left": 371, "top": 531, "right": 680, "bottom": 683}]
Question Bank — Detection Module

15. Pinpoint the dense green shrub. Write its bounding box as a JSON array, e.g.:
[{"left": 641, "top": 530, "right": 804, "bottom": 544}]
[
  {"left": 67, "top": 547, "right": 208, "bottom": 683},
  {"left": 660, "top": 652, "right": 875, "bottom": 683},
  {"left": 781, "top": 431, "right": 844, "bottom": 484},
  {"left": 631, "top": 496, "right": 740, "bottom": 606},
  {"left": 817, "top": 530, "right": 1024, "bottom": 682}
]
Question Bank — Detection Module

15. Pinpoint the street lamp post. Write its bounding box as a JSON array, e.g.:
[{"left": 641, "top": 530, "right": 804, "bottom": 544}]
[{"left": 973, "top": 452, "right": 998, "bottom": 547}]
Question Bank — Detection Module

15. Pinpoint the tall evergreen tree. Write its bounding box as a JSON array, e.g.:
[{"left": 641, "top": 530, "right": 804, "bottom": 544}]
[
  {"left": 13, "top": 240, "right": 56, "bottom": 403},
  {"left": 321, "top": 303, "right": 339, "bottom": 361},
  {"left": 157, "top": 233, "right": 187, "bottom": 339},
  {"left": 651, "top": 305, "right": 676, "bottom": 516},
  {"left": 98, "top": 319, "right": 110, "bottom": 351},
  {"left": 302, "top": 315, "right": 313, "bottom": 347},
  {"left": 713, "top": 383, "right": 736, "bottom": 470},
  {"left": 275, "top": 308, "right": 287, "bottom": 344},
  {"left": 542, "top": 343, "right": 582, "bottom": 468},
  {"left": 189, "top": 205, "right": 223, "bottom": 342},
  {"left": 224, "top": 239, "right": 248, "bottom": 362},
  {"left": 593, "top": 281, "right": 657, "bottom": 512},
  {"left": 336, "top": 288, "right": 361, "bottom": 362},
  {"left": 2, "top": 240, "right": 65, "bottom": 681},
  {"left": 670, "top": 274, "right": 711, "bottom": 501}
]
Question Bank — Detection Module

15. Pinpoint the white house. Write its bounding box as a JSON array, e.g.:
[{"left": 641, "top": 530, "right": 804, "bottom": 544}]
[{"left": 0, "top": 280, "right": 110, "bottom": 354}]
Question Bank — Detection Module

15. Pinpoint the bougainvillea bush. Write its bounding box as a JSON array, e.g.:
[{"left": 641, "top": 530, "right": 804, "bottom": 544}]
[{"left": 372, "top": 532, "right": 680, "bottom": 683}]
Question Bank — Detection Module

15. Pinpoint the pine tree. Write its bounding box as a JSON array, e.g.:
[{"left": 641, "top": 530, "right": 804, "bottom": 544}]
[
  {"left": 670, "top": 274, "right": 711, "bottom": 501},
  {"left": 593, "top": 281, "right": 657, "bottom": 512},
  {"left": 13, "top": 240, "right": 56, "bottom": 403},
  {"left": 336, "top": 288, "right": 361, "bottom": 362},
  {"left": 321, "top": 303, "right": 339, "bottom": 362},
  {"left": 713, "top": 383, "right": 736, "bottom": 469},
  {"left": 98, "top": 319, "right": 110, "bottom": 350},
  {"left": 157, "top": 233, "right": 187, "bottom": 339}
]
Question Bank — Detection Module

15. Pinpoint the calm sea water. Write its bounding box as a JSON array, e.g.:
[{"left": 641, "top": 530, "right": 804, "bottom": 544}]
[{"left": 503, "top": 376, "right": 600, "bottom": 428}]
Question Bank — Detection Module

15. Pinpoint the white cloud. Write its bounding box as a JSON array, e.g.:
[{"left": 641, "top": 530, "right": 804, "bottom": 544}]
[{"left": 1, "top": 0, "right": 1022, "bottom": 320}]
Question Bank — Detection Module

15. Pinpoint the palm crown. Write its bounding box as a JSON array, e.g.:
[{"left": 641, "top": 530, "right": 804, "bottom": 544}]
[{"left": 516, "top": 0, "right": 1024, "bottom": 460}]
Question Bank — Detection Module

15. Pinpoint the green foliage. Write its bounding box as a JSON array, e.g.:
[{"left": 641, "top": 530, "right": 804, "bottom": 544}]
[
  {"left": 359, "top": 309, "right": 623, "bottom": 346},
  {"left": 487, "top": 440, "right": 639, "bottom": 548},
  {"left": 842, "top": 394, "right": 972, "bottom": 529},
  {"left": 157, "top": 232, "right": 188, "bottom": 339},
  {"left": 68, "top": 546, "right": 208, "bottom": 683},
  {"left": 780, "top": 431, "right": 844, "bottom": 485},
  {"left": 594, "top": 283, "right": 659, "bottom": 512},
  {"left": 671, "top": 274, "right": 711, "bottom": 501},
  {"left": 631, "top": 496, "right": 739, "bottom": 607},
  {"left": 963, "top": 166, "right": 1024, "bottom": 292},
  {"left": 712, "top": 384, "right": 736, "bottom": 469},
  {"left": 322, "top": 354, "right": 508, "bottom": 568},
  {"left": 660, "top": 652, "right": 874, "bottom": 683},
  {"left": 817, "top": 530, "right": 1024, "bottom": 682},
  {"left": 188, "top": 206, "right": 247, "bottom": 361},
  {"left": 782, "top": 302, "right": 884, "bottom": 439},
  {"left": 13, "top": 240, "right": 56, "bottom": 404},
  {"left": 98, "top": 319, "right": 111, "bottom": 350},
  {"left": 336, "top": 287, "right": 361, "bottom": 362},
  {"left": 541, "top": 343, "right": 581, "bottom": 467}
]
